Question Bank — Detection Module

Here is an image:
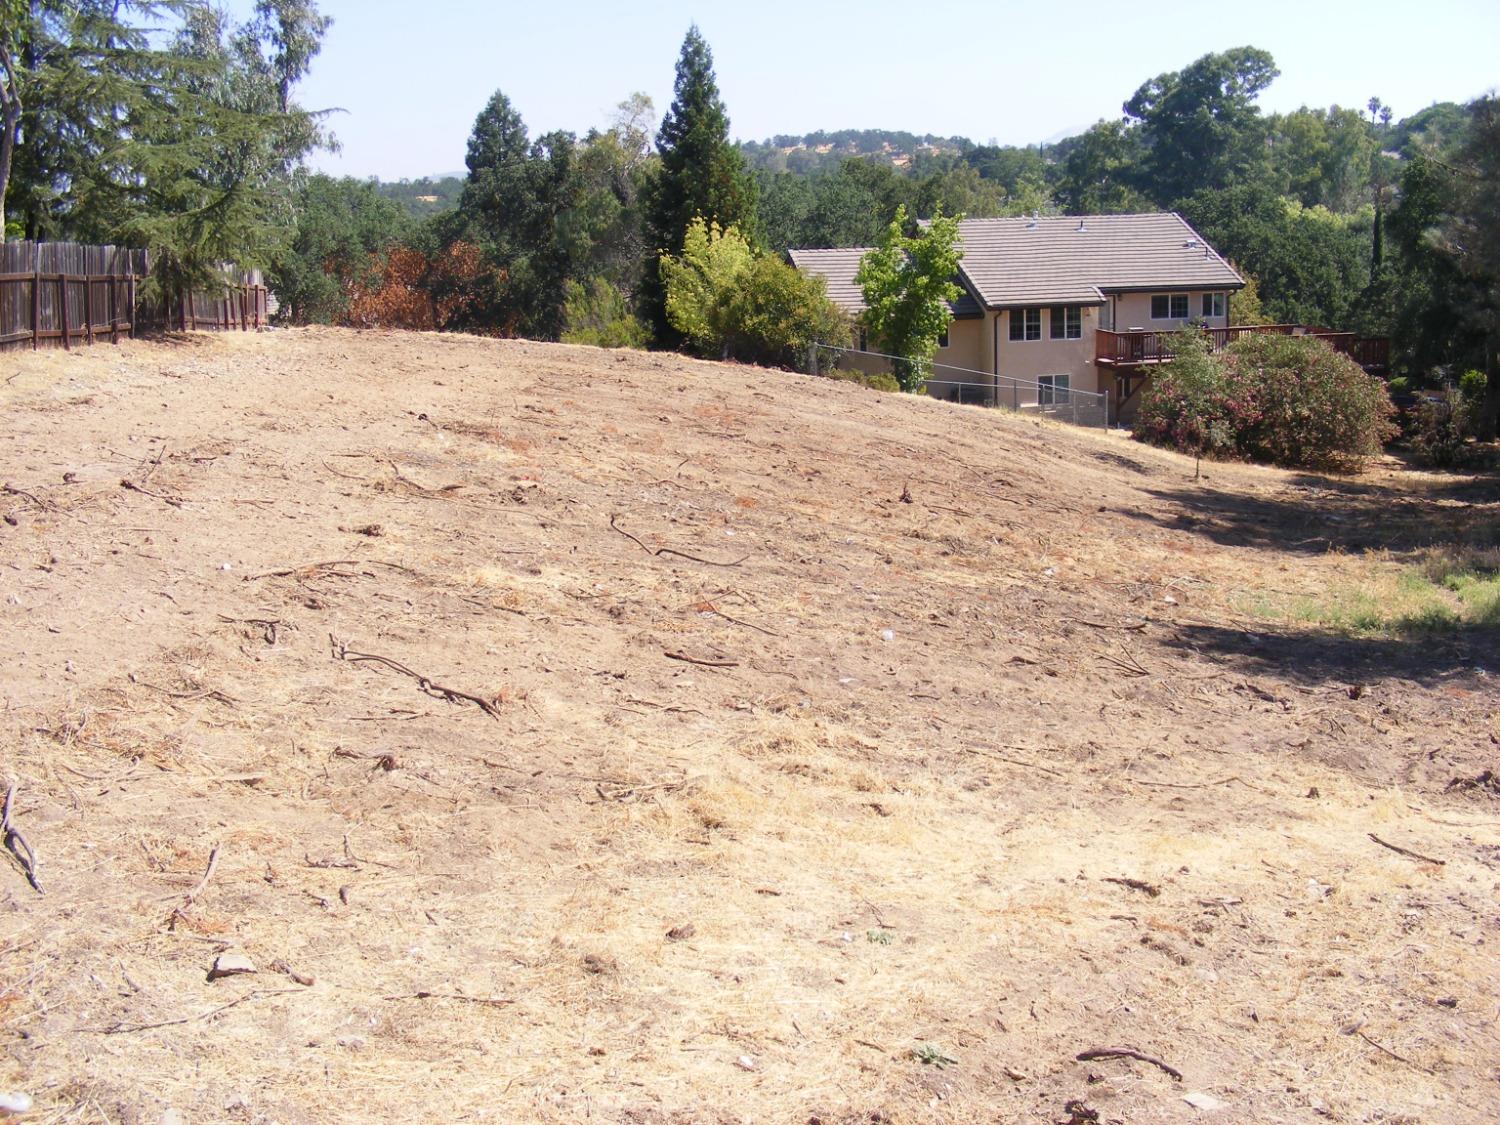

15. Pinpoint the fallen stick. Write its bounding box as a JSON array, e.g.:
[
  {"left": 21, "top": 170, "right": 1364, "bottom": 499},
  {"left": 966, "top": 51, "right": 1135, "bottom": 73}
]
[
  {"left": 2, "top": 780, "right": 43, "bottom": 894},
  {"left": 119, "top": 479, "right": 183, "bottom": 507},
  {"left": 87, "top": 987, "right": 302, "bottom": 1034},
  {"left": 384, "top": 990, "right": 513, "bottom": 1008},
  {"left": 1368, "top": 833, "right": 1445, "bottom": 866},
  {"left": 610, "top": 514, "right": 748, "bottom": 567},
  {"left": 1103, "top": 877, "right": 1161, "bottom": 898},
  {"left": 168, "top": 843, "right": 220, "bottom": 929},
  {"left": 1356, "top": 1029, "right": 1433, "bottom": 1073},
  {"left": 244, "top": 559, "right": 418, "bottom": 581},
  {"left": 330, "top": 634, "right": 501, "bottom": 719},
  {"left": 1076, "top": 1046, "right": 1183, "bottom": 1082},
  {"left": 2, "top": 483, "right": 55, "bottom": 511},
  {"left": 1063, "top": 617, "right": 1149, "bottom": 632},
  {"left": 664, "top": 650, "right": 739, "bottom": 669}
]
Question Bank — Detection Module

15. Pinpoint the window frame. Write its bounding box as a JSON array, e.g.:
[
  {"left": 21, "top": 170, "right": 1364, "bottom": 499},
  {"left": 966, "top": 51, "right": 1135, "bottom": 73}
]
[
  {"left": 1201, "top": 292, "right": 1225, "bottom": 319},
  {"left": 937, "top": 325, "right": 950, "bottom": 348},
  {"left": 1151, "top": 294, "right": 1190, "bottom": 320},
  {"left": 1009, "top": 308, "right": 1042, "bottom": 342},
  {"left": 1049, "top": 305, "right": 1082, "bottom": 340},
  {"left": 1038, "top": 374, "right": 1071, "bottom": 405}
]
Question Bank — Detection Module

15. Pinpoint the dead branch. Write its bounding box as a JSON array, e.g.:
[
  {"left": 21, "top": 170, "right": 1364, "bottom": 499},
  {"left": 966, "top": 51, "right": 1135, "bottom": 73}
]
[
  {"left": 119, "top": 479, "right": 183, "bottom": 507},
  {"left": 244, "top": 559, "right": 418, "bottom": 581},
  {"left": 384, "top": 990, "right": 513, "bottom": 1008},
  {"left": 86, "top": 987, "right": 302, "bottom": 1034},
  {"left": 2, "top": 779, "right": 43, "bottom": 893},
  {"left": 1124, "top": 774, "right": 1273, "bottom": 795},
  {"left": 689, "top": 601, "right": 782, "bottom": 637},
  {"left": 217, "top": 614, "right": 290, "bottom": 645},
  {"left": 1063, "top": 617, "right": 1149, "bottom": 632},
  {"left": 960, "top": 746, "right": 1066, "bottom": 778},
  {"left": 168, "top": 843, "right": 220, "bottom": 928},
  {"left": 664, "top": 650, "right": 739, "bottom": 669},
  {"left": 2, "top": 483, "right": 55, "bottom": 511},
  {"left": 1103, "top": 877, "right": 1161, "bottom": 897},
  {"left": 183, "top": 844, "right": 220, "bottom": 907},
  {"left": 1076, "top": 1046, "right": 1183, "bottom": 1081},
  {"left": 1368, "top": 833, "right": 1445, "bottom": 866},
  {"left": 610, "top": 514, "right": 748, "bottom": 567},
  {"left": 329, "top": 634, "right": 501, "bottom": 719},
  {"left": 1355, "top": 1029, "right": 1434, "bottom": 1073}
]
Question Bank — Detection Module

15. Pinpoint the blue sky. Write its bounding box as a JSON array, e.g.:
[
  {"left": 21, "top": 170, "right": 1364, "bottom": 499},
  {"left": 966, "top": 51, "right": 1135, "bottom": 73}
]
[{"left": 226, "top": 0, "right": 1500, "bottom": 181}]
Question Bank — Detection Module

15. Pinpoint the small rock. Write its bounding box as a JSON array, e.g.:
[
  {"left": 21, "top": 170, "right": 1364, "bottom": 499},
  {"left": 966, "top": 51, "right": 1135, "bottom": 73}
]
[
  {"left": 1183, "top": 1092, "right": 1225, "bottom": 1111},
  {"left": 879, "top": 629, "right": 894, "bottom": 642},
  {"left": 735, "top": 1055, "right": 756, "bottom": 1071},
  {"left": 159, "top": 1110, "right": 184, "bottom": 1125},
  {"left": 207, "top": 952, "right": 257, "bottom": 980},
  {"left": 665, "top": 924, "right": 696, "bottom": 942},
  {"left": 0, "top": 1091, "right": 33, "bottom": 1116},
  {"left": 336, "top": 1034, "right": 366, "bottom": 1050}
]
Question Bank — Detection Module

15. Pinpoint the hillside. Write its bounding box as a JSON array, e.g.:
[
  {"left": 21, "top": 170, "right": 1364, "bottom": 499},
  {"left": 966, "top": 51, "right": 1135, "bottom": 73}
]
[{"left": 1, "top": 329, "right": 1497, "bottom": 1123}]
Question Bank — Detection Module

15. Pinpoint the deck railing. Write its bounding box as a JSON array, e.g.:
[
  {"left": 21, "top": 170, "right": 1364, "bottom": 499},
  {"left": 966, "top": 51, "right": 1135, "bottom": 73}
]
[{"left": 1095, "top": 324, "right": 1389, "bottom": 370}]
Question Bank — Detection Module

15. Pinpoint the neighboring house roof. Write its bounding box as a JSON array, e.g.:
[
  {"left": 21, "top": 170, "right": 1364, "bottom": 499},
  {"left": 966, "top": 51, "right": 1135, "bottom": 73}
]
[
  {"left": 952, "top": 212, "right": 1243, "bottom": 308},
  {"left": 787, "top": 247, "right": 983, "bottom": 320}
]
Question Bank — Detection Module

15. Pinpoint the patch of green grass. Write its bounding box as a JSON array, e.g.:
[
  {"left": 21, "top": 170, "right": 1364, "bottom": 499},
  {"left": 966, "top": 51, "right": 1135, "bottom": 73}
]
[
  {"left": 912, "top": 1043, "right": 958, "bottom": 1069},
  {"left": 1238, "top": 550, "right": 1500, "bottom": 637}
]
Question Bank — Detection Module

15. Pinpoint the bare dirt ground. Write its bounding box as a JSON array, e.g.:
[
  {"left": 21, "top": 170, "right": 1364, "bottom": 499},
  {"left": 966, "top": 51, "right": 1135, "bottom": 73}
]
[{"left": 1, "top": 327, "right": 1497, "bottom": 1125}]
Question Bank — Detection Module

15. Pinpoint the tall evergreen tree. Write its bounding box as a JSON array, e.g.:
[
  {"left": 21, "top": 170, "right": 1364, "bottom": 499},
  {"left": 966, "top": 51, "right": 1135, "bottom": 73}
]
[
  {"left": 640, "top": 25, "right": 756, "bottom": 343},
  {"left": 457, "top": 91, "right": 584, "bottom": 339}
]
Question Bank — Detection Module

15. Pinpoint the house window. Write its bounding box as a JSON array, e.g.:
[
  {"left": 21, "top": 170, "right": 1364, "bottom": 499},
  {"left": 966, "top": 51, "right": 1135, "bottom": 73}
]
[
  {"left": 1151, "top": 294, "right": 1189, "bottom": 320},
  {"left": 1009, "top": 308, "right": 1041, "bottom": 341},
  {"left": 1049, "top": 305, "right": 1082, "bottom": 340},
  {"left": 1201, "top": 293, "right": 1225, "bottom": 318},
  {"left": 937, "top": 326, "right": 950, "bottom": 348},
  {"left": 1038, "top": 374, "right": 1071, "bottom": 405}
]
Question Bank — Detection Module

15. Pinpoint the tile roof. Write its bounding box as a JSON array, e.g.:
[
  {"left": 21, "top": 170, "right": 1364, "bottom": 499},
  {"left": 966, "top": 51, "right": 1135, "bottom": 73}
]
[
  {"left": 787, "top": 247, "right": 983, "bottom": 318},
  {"left": 952, "top": 212, "right": 1243, "bottom": 308}
]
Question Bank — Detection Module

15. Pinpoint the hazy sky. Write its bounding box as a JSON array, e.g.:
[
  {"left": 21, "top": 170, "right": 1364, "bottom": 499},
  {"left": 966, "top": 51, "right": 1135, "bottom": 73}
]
[{"left": 225, "top": 0, "right": 1500, "bottom": 181}]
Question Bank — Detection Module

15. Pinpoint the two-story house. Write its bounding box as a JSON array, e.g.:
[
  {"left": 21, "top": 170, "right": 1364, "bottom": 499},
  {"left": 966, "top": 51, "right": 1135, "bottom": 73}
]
[{"left": 791, "top": 212, "right": 1246, "bottom": 419}]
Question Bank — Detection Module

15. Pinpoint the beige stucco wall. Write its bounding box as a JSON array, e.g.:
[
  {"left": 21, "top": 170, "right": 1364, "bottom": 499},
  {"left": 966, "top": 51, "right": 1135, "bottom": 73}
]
[
  {"left": 1107, "top": 290, "right": 1231, "bottom": 332},
  {"left": 996, "top": 306, "right": 1105, "bottom": 398}
]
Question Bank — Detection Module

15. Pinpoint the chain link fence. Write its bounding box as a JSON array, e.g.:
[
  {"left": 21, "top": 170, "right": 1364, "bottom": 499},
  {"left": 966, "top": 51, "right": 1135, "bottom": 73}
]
[{"left": 813, "top": 344, "right": 1111, "bottom": 429}]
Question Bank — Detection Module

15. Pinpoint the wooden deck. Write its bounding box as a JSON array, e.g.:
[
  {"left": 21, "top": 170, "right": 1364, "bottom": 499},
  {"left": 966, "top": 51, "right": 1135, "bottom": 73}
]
[{"left": 1095, "top": 325, "right": 1390, "bottom": 372}]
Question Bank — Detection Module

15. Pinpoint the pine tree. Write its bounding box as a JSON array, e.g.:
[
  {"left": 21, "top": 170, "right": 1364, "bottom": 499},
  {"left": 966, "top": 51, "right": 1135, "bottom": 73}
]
[{"left": 641, "top": 25, "right": 756, "bottom": 344}]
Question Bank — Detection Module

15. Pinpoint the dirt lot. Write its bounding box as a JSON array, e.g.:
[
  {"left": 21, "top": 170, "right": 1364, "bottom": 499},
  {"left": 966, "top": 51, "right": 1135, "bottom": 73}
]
[{"left": 1, "top": 327, "right": 1497, "bottom": 1124}]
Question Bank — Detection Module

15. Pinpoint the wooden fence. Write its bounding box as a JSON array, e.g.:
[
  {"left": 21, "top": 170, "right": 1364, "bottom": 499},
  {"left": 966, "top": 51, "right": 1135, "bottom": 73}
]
[{"left": 0, "top": 240, "right": 270, "bottom": 352}]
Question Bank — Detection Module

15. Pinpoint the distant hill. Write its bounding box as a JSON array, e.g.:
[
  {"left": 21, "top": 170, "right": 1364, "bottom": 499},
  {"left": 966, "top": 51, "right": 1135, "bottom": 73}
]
[
  {"left": 373, "top": 175, "right": 465, "bottom": 218},
  {"left": 741, "top": 129, "right": 972, "bottom": 175}
]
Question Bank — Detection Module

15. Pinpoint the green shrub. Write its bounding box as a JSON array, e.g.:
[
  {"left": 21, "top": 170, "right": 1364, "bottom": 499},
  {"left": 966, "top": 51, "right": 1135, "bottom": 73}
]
[
  {"left": 1458, "top": 369, "right": 1487, "bottom": 404},
  {"left": 561, "top": 278, "right": 648, "bottom": 349},
  {"left": 1408, "top": 390, "right": 1474, "bottom": 468},
  {"left": 824, "top": 367, "right": 900, "bottom": 393},
  {"left": 1135, "top": 333, "right": 1396, "bottom": 471},
  {"left": 660, "top": 216, "right": 849, "bottom": 371},
  {"left": 1386, "top": 375, "right": 1410, "bottom": 395}
]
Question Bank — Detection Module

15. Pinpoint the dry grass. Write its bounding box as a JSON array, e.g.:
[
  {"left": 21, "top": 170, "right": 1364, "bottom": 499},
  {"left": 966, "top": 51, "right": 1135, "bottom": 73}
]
[{"left": 0, "top": 327, "right": 1497, "bottom": 1124}]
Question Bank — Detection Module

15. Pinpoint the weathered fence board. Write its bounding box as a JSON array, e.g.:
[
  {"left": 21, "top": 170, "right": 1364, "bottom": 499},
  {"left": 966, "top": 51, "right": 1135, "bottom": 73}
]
[{"left": 0, "top": 241, "right": 269, "bottom": 352}]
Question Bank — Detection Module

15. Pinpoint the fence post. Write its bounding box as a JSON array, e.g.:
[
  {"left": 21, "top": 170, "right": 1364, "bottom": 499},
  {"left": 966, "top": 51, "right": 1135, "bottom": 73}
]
[
  {"left": 84, "top": 271, "right": 94, "bottom": 345},
  {"left": 32, "top": 244, "right": 41, "bottom": 351},
  {"left": 807, "top": 343, "right": 818, "bottom": 376},
  {"left": 59, "top": 269, "right": 70, "bottom": 350}
]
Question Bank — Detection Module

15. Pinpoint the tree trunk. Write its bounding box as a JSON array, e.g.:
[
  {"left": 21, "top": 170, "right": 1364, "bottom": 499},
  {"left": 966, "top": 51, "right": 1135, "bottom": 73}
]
[
  {"left": 1479, "top": 342, "right": 1500, "bottom": 443},
  {"left": 0, "top": 39, "right": 20, "bottom": 241}
]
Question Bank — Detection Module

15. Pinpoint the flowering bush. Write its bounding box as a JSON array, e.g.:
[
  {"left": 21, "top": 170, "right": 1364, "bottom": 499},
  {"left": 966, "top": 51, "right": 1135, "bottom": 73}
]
[{"left": 1135, "top": 333, "right": 1396, "bottom": 471}]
